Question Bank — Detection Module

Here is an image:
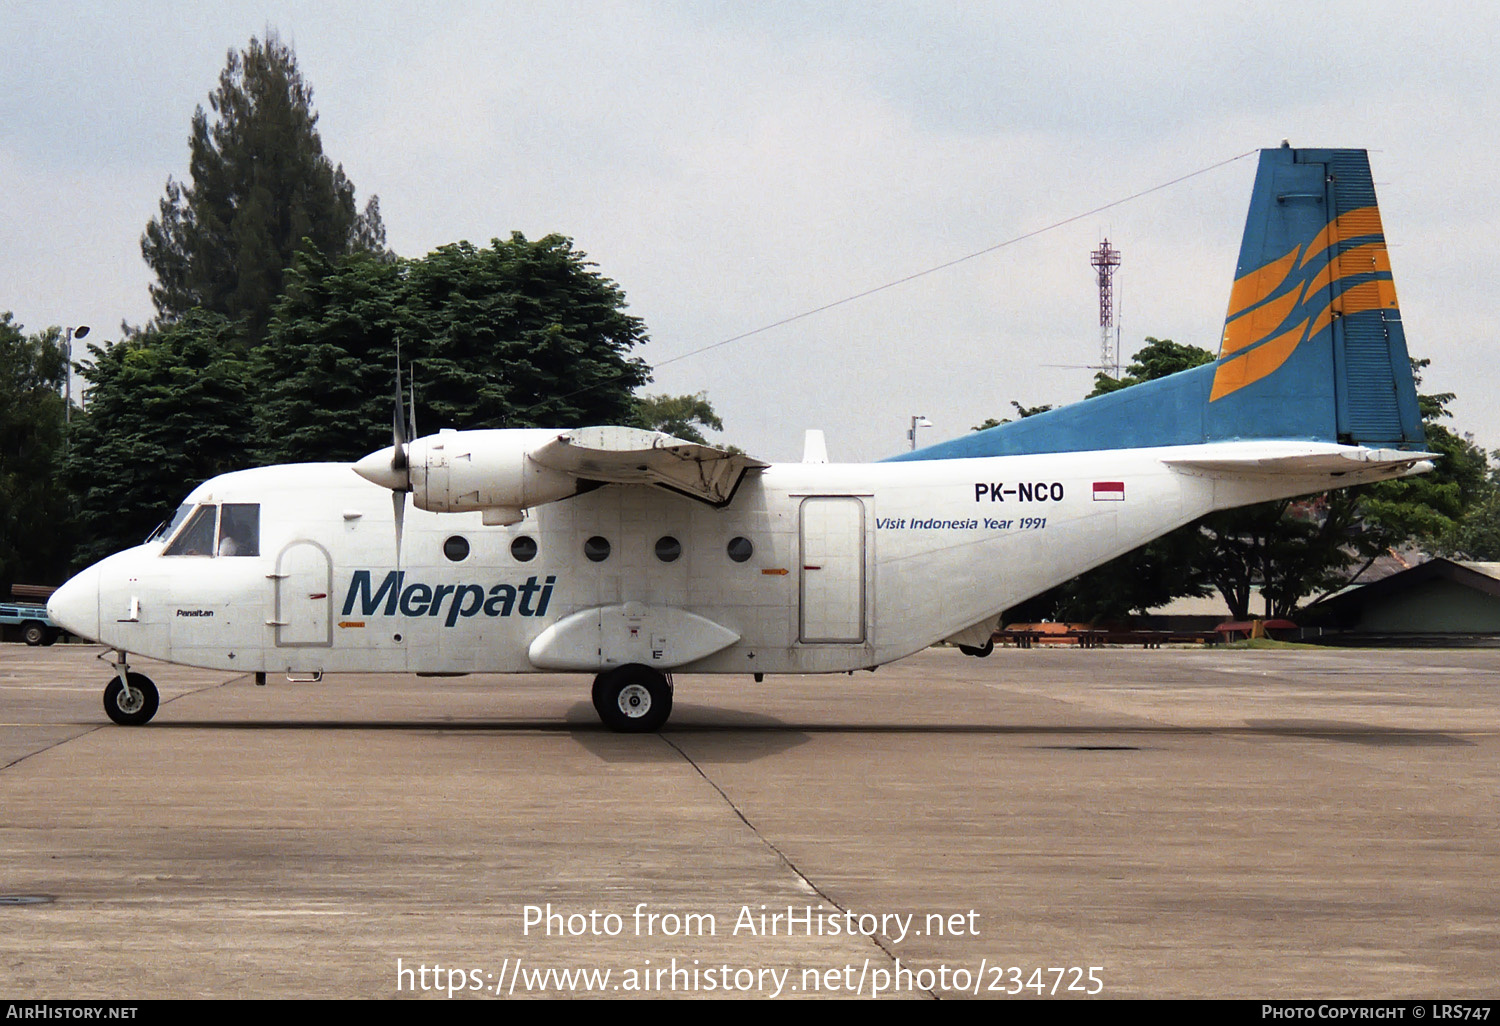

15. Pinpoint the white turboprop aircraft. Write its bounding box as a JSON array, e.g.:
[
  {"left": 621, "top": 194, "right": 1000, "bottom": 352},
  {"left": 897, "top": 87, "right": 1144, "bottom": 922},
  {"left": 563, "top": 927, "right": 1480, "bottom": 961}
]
[{"left": 50, "top": 145, "right": 1431, "bottom": 732}]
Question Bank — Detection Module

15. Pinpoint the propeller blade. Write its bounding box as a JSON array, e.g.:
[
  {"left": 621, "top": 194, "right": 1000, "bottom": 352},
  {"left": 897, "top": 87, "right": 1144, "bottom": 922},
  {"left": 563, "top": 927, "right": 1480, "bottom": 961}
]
[
  {"left": 392, "top": 489, "right": 406, "bottom": 564},
  {"left": 409, "top": 376, "right": 418, "bottom": 443},
  {"left": 392, "top": 359, "right": 409, "bottom": 473}
]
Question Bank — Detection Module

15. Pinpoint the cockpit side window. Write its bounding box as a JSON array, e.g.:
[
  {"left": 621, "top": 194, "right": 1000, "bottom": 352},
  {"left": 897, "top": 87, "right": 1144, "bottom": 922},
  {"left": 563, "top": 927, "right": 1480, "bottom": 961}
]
[
  {"left": 218, "top": 504, "right": 260, "bottom": 557},
  {"left": 162, "top": 505, "right": 217, "bottom": 556}
]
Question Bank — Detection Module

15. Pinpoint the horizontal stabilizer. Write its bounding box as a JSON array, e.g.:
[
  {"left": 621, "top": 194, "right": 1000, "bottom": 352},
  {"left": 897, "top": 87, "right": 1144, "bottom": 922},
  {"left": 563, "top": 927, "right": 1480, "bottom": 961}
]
[
  {"left": 1163, "top": 442, "right": 1435, "bottom": 479},
  {"left": 530, "top": 426, "right": 767, "bottom": 507}
]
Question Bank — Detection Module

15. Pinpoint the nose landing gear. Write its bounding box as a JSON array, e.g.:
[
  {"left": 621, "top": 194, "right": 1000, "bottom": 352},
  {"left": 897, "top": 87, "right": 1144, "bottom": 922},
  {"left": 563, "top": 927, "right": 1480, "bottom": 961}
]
[{"left": 101, "top": 652, "right": 159, "bottom": 726}]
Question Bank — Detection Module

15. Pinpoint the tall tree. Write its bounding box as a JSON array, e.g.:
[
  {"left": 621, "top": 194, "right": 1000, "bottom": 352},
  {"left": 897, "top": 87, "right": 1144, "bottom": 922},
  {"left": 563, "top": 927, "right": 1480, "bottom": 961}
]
[
  {"left": 65, "top": 313, "right": 255, "bottom": 566},
  {"left": 0, "top": 314, "right": 71, "bottom": 591},
  {"left": 632, "top": 392, "right": 724, "bottom": 444},
  {"left": 1086, "top": 337, "right": 1215, "bottom": 397},
  {"left": 406, "top": 235, "right": 648, "bottom": 433},
  {"left": 141, "top": 33, "right": 384, "bottom": 347},
  {"left": 247, "top": 248, "right": 408, "bottom": 464},
  {"left": 1444, "top": 475, "right": 1500, "bottom": 560},
  {"left": 252, "top": 234, "right": 651, "bottom": 465}
]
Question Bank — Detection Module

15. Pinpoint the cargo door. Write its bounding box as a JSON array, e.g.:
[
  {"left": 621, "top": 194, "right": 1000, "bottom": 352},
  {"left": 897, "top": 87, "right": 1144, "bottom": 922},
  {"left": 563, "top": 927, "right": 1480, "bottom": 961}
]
[{"left": 799, "top": 497, "right": 866, "bottom": 644}]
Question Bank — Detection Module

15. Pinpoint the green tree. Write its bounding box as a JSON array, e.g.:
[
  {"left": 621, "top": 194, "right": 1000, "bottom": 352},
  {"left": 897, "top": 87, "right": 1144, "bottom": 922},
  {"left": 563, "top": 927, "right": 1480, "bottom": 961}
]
[
  {"left": 141, "top": 33, "right": 384, "bottom": 347},
  {"left": 65, "top": 313, "right": 255, "bottom": 566},
  {"left": 1087, "top": 337, "right": 1215, "bottom": 397},
  {"left": 247, "top": 249, "right": 408, "bottom": 464},
  {"left": 632, "top": 392, "right": 724, "bottom": 444},
  {"left": 1193, "top": 496, "right": 1371, "bottom": 619},
  {"left": 1444, "top": 472, "right": 1500, "bottom": 560},
  {"left": 405, "top": 235, "right": 647, "bottom": 433},
  {"left": 0, "top": 314, "right": 71, "bottom": 590},
  {"left": 252, "top": 234, "right": 651, "bottom": 465},
  {"left": 1357, "top": 368, "right": 1491, "bottom": 549},
  {"left": 973, "top": 401, "right": 1054, "bottom": 432}
]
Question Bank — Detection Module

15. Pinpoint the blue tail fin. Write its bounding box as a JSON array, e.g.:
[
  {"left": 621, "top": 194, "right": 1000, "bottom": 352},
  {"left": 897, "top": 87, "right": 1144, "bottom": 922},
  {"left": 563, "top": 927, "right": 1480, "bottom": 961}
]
[{"left": 891, "top": 145, "right": 1425, "bottom": 462}]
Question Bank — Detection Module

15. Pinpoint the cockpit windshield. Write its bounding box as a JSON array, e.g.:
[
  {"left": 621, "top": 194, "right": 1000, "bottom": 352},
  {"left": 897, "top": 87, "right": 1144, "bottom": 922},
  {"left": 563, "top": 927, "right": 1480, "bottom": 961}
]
[
  {"left": 159, "top": 502, "right": 262, "bottom": 557},
  {"left": 147, "top": 503, "right": 194, "bottom": 544},
  {"left": 162, "top": 505, "right": 217, "bottom": 556}
]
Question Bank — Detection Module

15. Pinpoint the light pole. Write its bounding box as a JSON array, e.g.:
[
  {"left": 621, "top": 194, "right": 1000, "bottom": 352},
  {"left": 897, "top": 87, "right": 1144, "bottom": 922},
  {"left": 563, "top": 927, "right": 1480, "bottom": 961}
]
[
  {"left": 62, "top": 326, "right": 89, "bottom": 426},
  {"left": 908, "top": 415, "right": 932, "bottom": 451}
]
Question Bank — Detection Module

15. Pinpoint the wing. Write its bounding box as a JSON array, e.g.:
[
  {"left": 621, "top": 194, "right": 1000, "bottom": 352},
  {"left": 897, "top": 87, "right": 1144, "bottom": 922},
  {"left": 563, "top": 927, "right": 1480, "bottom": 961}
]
[
  {"left": 530, "top": 426, "right": 768, "bottom": 507},
  {"left": 356, "top": 425, "right": 768, "bottom": 522}
]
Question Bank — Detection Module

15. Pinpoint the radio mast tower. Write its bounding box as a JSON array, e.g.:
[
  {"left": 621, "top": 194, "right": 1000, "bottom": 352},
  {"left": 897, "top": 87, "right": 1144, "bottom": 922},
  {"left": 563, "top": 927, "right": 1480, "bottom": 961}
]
[{"left": 1090, "top": 239, "right": 1122, "bottom": 377}]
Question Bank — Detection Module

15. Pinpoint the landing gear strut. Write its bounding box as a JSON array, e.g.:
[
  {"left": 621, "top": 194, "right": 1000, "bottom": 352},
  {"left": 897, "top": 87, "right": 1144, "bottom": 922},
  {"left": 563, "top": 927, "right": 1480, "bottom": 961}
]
[
  {"left": 101, "top": 652, "right": 159, "bottom": 726},
  {"left": 591, "top": 664, "right": 673, "bottom": 733}
]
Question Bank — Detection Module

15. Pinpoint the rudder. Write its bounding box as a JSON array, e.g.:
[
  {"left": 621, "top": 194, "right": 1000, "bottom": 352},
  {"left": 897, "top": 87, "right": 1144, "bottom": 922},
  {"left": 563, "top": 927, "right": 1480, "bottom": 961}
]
[{"left": 1207, "top": 145, "right": 1421, "bottom": 448}]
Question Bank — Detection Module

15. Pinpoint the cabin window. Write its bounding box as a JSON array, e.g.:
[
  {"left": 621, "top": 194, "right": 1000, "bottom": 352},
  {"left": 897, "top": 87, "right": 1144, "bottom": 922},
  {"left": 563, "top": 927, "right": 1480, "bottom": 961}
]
[
  {"left": 654, "top": 536, "right": 682, "bottom": 563},
  {"left": 219, "top": 504, "right": 260, "bottom": 557},
  {"left": 584, "top": 536, "right": 611, "bottom": 563},
  {"left": 163, "top": 505, "right": 217, "bottom": 556},
  {"left": 727, "top": 536, "right": 753, "bottom": 563},
  {"left": 443, "top": 535, "right": 470, "bottom": 562},
  {"left": 511, "top": 536, "right": 538, "bottom": 562}
]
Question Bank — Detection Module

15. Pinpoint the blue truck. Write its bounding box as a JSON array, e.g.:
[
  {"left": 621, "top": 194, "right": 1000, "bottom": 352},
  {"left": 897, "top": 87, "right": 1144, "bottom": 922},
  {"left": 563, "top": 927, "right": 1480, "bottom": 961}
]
[{"left": 0, "top": 603, "right": 61, "bottom": 645}]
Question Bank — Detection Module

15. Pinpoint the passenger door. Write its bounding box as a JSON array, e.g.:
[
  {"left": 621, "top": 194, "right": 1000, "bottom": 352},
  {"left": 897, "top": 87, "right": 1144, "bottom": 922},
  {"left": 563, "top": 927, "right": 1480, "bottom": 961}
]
[{"left": 272, "top": 541, "right": 333, "bottom": 648}]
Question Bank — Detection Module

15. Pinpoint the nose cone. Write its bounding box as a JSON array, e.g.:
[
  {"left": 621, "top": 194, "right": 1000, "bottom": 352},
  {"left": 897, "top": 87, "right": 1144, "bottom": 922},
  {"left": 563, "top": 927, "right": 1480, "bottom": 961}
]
[
  {"left": 353, "top": 446, "right": 410, "bottom": 492},
  {"left": 48, "top": 566, "right": 101, "bottom": 642}
]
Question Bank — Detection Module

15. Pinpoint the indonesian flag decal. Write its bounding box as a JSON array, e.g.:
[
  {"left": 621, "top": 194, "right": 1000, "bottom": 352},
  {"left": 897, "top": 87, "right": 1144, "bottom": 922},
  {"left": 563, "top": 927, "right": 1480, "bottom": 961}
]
[{"left": 1093, "top": 481, "right": 1125, "bottom": 501}]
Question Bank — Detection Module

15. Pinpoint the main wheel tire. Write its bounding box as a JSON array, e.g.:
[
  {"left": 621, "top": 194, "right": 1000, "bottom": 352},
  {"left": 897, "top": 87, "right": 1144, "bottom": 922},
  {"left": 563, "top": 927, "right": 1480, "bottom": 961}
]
[
  {"left": 592, "top": 664, "right": 672, "bottom": 733},
  {"left": 958, "top": 638, "right": 994, "bottom": 658},
  {"left": 22, "top": 622, "right": 46, "bottom": 646},
  {"left": 590, "top": 667, "right": 620, "bottom": 718},
  {"left": 103, "top": 673, "right": 159, "bottom": 726}
]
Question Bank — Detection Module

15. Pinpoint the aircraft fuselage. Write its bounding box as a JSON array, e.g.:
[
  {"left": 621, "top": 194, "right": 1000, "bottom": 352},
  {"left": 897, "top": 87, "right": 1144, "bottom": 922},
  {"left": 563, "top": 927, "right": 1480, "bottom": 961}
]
[{"left": 49, "top": 441, "right": 1409, "bottom": 681}]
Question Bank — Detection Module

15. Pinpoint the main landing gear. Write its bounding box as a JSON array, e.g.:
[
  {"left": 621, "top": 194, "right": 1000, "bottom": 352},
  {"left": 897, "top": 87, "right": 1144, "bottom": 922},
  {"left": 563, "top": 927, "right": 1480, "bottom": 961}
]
[
  {"left": 591, "top": 664, "right": 672, "bottom": 733},
  {"left": 101, "top": 652, "right": 159, "bottom": 726}
]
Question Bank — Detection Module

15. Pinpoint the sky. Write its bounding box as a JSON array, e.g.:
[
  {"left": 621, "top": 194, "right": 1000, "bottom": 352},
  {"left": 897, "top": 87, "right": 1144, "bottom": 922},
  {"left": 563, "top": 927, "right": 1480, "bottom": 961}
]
[{"left": 4, "top": 1, "right": 1497, "bottom": 462}]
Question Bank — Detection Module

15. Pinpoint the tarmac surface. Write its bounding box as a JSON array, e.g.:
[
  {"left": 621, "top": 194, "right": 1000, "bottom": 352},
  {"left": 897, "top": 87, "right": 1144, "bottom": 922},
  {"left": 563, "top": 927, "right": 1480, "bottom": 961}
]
[{"left": 0, "top": 642, "right": 1496, "bottom": 1000}]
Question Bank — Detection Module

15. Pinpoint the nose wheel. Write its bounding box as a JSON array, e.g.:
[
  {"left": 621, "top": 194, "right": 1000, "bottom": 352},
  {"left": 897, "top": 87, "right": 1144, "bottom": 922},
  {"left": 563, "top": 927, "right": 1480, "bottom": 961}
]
[
  {"left": 591, "top": 665, "right": 673, "bottom": 733},
  {"left": 103, "top": 670, "right": 159, "bottom": 726}
]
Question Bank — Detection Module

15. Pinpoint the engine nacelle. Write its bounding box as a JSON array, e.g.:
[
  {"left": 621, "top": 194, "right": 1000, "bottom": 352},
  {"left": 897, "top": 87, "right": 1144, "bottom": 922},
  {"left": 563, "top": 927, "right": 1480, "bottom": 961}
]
[{"left": 408, "top": 429, "right": 580, "bottom": 525}]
